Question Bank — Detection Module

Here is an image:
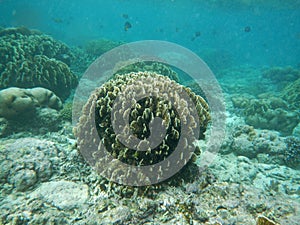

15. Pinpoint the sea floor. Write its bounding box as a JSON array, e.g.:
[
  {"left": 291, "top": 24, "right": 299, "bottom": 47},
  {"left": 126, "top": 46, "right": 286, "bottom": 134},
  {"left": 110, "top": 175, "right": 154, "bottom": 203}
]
[{"left": 0, "top": 64, "right": 299, "bottom": 225}]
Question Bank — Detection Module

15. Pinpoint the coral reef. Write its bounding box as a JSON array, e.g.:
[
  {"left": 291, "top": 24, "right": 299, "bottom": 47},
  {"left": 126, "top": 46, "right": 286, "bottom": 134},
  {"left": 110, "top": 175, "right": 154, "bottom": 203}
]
[
  {"left": 281, "top": 78, "right": 300, "bottom": 110},
  {"left": 262, "top": 66, "right": 300, "bottom": 89},
  {"left": 0, "top": 119, "right": 299, "bottom": 224},
  {"left": 85, "top": 38, "right": 125, "bottom": 58},
  {"left": 0, "top": 138, "right": 58, "bottom": 193},
  {"left": 218, "top": 66, "right": 267, "bottom": 95},
  {"left": 59, "top": 102, "right": 73, "bottom": 121},
  {"left": 224, "top": 124, "right": 300, "bottom": 169},
  {"left": 76, "top": 71, "right": 210, "bottom": 186},
  {"left": 232, "top": 94, "right": 299, "bottom": 136},
  {"left": 0, "top": 55, "right": 78, "bottom": 100},
  {"left": 0, "top": 87, "right": 64, "bottom": 136},
  {"left": 70, "top": 39, "right": 125, "bottom": 76},
  {"left": 0, "top": 26, "right": 72, "bottom": 65},
  {"left": 114, "top": 61, "right": 180, "bottom": 83},
  {"left": 0, "top": 27, "right": 78, "bottom": 100},
  {"left": 284, "top": 136, "right": 300, "bottom": 169},
  {"left": 30, "top": 180, "right": 89, "bottom": 210}
]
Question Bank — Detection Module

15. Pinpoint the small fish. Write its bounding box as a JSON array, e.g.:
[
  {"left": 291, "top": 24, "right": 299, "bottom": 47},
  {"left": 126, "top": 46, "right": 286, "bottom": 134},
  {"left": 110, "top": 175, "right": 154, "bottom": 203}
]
[
  {"left": 122, "top": 14, "right": 129, "bottom": 19},
  {"left": 157, "top": 28, "right": 164, "bottom": 33},
  {"left": 191, "top": 31, "right": 201, "bottom": 41},
  {"left": 124, "top": 21, "right": 132, "bottom": 31},
  {"left": 195, "top": 31, "right": 201, "bottom": 37},
  {"left": 52, "top": 17, "right": 63, "bottom": 24},
  {"left": 244, "top": 26, "right": 251, "bottom": 32}
]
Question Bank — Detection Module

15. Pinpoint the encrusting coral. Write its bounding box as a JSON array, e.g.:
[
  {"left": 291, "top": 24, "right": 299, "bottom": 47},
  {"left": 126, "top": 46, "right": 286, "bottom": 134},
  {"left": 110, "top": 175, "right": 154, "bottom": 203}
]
[
  {"left": 76, "top": 71, "right": 210, "bottom": 187},
  {"left": 0, "top": 27, "right": 78, "bottom": 100}
]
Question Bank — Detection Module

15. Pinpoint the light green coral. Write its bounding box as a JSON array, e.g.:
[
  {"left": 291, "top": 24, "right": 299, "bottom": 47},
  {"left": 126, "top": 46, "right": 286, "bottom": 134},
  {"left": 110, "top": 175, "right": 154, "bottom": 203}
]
[
  {"left": 0, "top": 27, "right": 78, "bottom": 100},
  {"left": 113, "top": 61, "right": 180, "bottom": 83},
  {"left": 59, "top": 102, "right": 73, "bottom": 121},
  {"left": 76, "top": 71, "right": 210, "bottom": 190},
  {"left": 0, "top": 55, "right": 77, "bottom": 100},
  {"left": 281, "top": 78, "right": 300, "bottom": 110}
]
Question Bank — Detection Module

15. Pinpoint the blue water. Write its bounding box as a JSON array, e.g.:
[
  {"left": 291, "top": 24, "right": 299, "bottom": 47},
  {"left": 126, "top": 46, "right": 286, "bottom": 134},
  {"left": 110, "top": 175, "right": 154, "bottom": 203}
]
[{"left": 1, "top": 0, "right": 300, "bottom": 67}]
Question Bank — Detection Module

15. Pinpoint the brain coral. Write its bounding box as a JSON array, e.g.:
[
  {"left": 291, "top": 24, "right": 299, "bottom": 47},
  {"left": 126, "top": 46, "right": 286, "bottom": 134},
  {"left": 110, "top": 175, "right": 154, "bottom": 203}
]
[
  {"left": 76, "top": 71, "right": 210, "bottom": 185},
  {"left": 0, "top": 87, "right": 62, "bottom": 120},
  {"left": 0, "top": 27, "right": 78, "bottom": 100}
]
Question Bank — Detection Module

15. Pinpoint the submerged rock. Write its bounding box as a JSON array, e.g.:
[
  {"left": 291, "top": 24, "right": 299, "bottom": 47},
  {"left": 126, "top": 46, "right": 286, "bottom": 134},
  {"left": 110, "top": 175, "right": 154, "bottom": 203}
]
[
  {"left": 30, "top": 180, "right": 89, "bottom": 210},
  {"left": 0, "top": 138, "right": 59, "bottom": 194}
]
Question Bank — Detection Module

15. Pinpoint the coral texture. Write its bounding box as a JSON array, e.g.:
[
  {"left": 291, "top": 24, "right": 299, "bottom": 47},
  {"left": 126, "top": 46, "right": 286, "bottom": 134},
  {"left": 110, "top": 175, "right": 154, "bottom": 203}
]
[
  {"left": 0, "top": 87, "right": 62, "bottom": 120},
  {"left": 76, "top": 71, "right": 210, "bottom": 184},
  {"left": 114, "top": 61, "right": 180, "bottom": 83},
  {"left": 0, "top": 138, "right": 58, "bottom": 193},
  {"left": 59, "top": 102, "right": 73, "bottom": 121},
  {"left": 0, "top": 27, "right": 78, "bottom": 100},
  {"left": 281, "top": 78, "right": 300, "bottom": 110},
  {"left": 232, "top": 94, "right": 299, "bottom": 136},
  {"left": 226, "top": 124, "right": 300, "bottom": 169},
  {"left": 262, "top": 66, "right": 300, "bottom": 89}
]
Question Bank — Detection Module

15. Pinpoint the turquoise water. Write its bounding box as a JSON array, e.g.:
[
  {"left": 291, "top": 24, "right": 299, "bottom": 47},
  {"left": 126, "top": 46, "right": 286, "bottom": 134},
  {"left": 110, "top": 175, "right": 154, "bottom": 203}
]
[
  {"left": 0, "top": 1, "right": 300, "bottom": 224},
  {"left": 1, "top": 0, "right": 300, "bottom": 66}
]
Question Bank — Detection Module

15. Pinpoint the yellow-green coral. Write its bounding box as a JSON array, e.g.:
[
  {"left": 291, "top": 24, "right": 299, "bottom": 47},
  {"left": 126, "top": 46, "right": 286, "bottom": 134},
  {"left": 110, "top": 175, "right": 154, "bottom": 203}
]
[
  {"left": 0, "top": 55, "right": 77, "bottom": 100},
  {"left": 114, "top": 61, "right": 180, "bottom": 83},
  {"left": 0, "top": 27, "right": 77, "bottom": 100},
  {"left": 76, "top": 71, "right": 210, "bottom": 186},
  {"left": 59, "top": 102, "right": 73, "bottom": 121},
  {"left": 281, "top": 78, "right": 300, "bottom": 110}
]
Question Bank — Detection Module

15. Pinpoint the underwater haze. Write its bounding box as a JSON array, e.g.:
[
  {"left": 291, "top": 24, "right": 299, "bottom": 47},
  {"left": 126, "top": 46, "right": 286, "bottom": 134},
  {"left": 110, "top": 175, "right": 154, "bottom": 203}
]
[
  {"left": 1, "top": 0, "right": 300, "bottom": 66},
  {"left": 0, "top": 1, "right": 300, "bottom": 225}
]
